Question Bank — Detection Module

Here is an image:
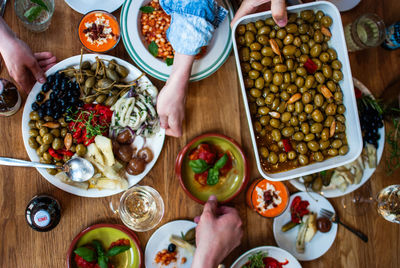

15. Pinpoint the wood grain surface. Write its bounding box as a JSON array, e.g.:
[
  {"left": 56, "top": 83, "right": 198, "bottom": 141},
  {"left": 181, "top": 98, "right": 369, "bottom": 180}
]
[{"left": 0, "top": 0, "right": 399, "bottom": 267}]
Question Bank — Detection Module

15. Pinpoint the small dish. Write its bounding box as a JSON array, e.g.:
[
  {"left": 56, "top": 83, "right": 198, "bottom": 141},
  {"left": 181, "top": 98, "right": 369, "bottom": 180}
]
[
  {"left": 67, "top": 223, "right": 143, "bottom": 268},
  {"left": 246, "top": 178, "right": 290, "bottom": 218},
  {"left": 273, "top": 192, "right": 338, "bottom": 261},
  {"left": 175, "top": 133, "right": 249, "bottom": 204},
  {"left": 65, "top": 0, "right": 125, "bottom": 15},
  {"left": 78, "top": 10, "right": 120, "bottom": 53},
  {"left": 145, "top": 220, "right": 196, "bottom": 268},
  {"left": 231, "top": 246, "right": 302, "bottom": 268}
]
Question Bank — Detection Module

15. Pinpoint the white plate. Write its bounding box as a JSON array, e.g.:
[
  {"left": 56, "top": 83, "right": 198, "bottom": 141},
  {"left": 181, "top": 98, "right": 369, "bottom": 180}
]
[
  {"left": 273, "top": 192, "right": 338, "bottom": 261},
  {"left": 232, "top": 1, "right": 363, "bottom": 181},
  {"left": 120, "top": 0, "right": 233, "bottom": 82},
  {"left": 64, "top": 0, "right": 124, "bottom": 14},
  {"left": 290, "top": 78, "right": 385, "bottom": 198},
  {"left": 231, "top": 246, "right": 302, "bottom": 268},
  {"left": 22, "top": 54, "right": 165, "bottom": 198},
  {"left": 145, "top": 220, "right": 196, "bottom": 268}
]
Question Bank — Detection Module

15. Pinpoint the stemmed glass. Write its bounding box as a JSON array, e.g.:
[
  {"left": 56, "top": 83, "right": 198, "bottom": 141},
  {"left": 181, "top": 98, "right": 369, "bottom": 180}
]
[{"left": 341, "top": 184, "right": 400, "bottom": 224}]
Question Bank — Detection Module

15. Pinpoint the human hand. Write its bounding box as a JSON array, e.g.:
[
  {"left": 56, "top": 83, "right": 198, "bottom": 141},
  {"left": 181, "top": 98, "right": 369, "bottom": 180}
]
[
  {"left": 0, "top": 37, "right": 56, "bottom": 93},
  {"left": 231, "top": 0, "right": 287, "bottom": 27},
  {"left": 192, "top": 195, "right": 243, "bottom": 267},
  {"left": 156, "top": 79, "right": 186, "bottom": 137}
]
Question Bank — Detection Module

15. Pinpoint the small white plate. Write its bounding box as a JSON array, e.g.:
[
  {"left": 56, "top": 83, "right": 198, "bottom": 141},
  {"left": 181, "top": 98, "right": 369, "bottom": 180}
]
[
  {"left": 273, "top": 192, "right": 338, "bottom": 261},
  {"left": 120, "top": 0, "right": 233, "bottom": 82},
  {"left": 145, "top": 220, "right": 196, "bottom": 268},
  {"left": 231, "top": 246, "right": 302, "bottom": 268},
  {"left": 64, "top": 0, "right": 124, "bottom": 14},
  {"left": 290, "top": 78, "right": 385, "bottom": 198},
  {"left": 22, "top": 54, "right": 165, "bottom": 198}
]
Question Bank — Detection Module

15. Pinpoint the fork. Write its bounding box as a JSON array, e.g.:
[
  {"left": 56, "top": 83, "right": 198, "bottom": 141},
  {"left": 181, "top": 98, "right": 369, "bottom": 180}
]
[
  {"left": 0, "top": 0, "right": 7, "bottom": 17},
  {"left": 320, "top": 208, "right": 368, "bottom": 243}
]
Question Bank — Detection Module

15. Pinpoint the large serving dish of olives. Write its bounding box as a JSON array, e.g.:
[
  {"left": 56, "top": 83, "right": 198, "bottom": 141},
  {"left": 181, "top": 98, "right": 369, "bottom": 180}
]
[
  {"left": 232, "top": 1, "right": 362, "bottom": 181},
  {"left": 22, "top": 54, "right": 165, "bottom": 197}
]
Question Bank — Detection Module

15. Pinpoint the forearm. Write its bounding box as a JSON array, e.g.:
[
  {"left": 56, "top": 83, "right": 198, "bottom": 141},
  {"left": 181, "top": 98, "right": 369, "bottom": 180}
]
[
  {"left": 0, "top": 17, "right": 16, "bottom": 52},
  {"left": 165, "top": 52, "right": 195, "bottom": 96},
  {"left": 191, "top": 248, "right": 220, "bottom": 268}
]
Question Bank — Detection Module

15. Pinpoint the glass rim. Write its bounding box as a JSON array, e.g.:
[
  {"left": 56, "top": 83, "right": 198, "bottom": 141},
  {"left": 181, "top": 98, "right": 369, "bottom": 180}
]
[
  {"left": 14, "top": 0, "right": 55, "bottom": 26},
  {"left": 352, "top": 13, "right": 386, "bottom": 48}
]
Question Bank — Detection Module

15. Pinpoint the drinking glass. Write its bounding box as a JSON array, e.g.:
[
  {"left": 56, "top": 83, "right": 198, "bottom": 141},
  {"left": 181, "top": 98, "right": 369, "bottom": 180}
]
[
  {"left": 110, "top": 185, "right": 165, "bottom": 232},
  {"left": 344, "top": 13, "right": 386, "bottom": 52},
  {"left": 14, "top": 0, "right": 55, "bottom": 32},
  {"left": 341, "top": 184, "right": 400, "bottom": 224}
]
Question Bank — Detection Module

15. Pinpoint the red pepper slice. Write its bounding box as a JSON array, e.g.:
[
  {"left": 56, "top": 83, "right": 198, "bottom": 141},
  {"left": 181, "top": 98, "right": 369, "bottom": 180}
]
[
  {"left": 282, "top": 139, "right": 293, "bottom": 153},
  {"left": 304, "top": 58, "right": 318, "bottom": 74},
  {"left": 56, "top": 149, "right": 74, "bottom": 157},
  {"left": 355, "top": 87, "right": 362, "bottom": 99},
  {"left": 48, "top": 148, "right": 63, "bottom": 160}
]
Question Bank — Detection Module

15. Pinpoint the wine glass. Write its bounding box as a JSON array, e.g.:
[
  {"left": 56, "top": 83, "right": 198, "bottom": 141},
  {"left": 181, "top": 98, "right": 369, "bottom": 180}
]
[{"left": 341, "top": 184, "right": 400, "bottom": 223}]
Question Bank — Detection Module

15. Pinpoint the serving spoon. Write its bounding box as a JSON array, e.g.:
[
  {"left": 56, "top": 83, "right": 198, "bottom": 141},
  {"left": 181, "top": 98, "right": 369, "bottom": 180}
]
[{"left": 0, "top": 157, "right": 94, "bottom": 182}]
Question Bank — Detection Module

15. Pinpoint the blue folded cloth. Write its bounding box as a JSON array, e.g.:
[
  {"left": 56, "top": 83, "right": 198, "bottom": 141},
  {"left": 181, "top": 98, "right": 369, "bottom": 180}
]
[{"left": 160, "top": 0, "right": 228, "bottom": 55}]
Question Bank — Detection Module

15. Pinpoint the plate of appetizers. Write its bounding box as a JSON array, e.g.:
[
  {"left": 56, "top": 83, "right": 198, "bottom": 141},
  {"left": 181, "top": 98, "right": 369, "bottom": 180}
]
[
  {"left": 145, "top": 220, "right": 196, "bottom": 268},
  {"left": 273, "top": 192, "right": 337, "bottom": 261},
  {"left": 22, "top": 54, "right": 165, "bottom": 197},
  {"left": 120, "top": 0, "right": 234, "bottom": 81},
  {"left": 290, "top": 78, "right": 384, "bottom": 198},
  {"left": 231, "top": 246, "right": 301, "bottom": 268},
  {"left": 67, "top": 223, "right": 143, "bottom": 268},
  {"left": 65, "top": 0, "right": 125, "bottom": 14}
]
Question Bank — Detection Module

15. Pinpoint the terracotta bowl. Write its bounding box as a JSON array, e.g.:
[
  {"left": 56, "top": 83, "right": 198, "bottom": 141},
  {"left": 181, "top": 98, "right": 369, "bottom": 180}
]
[{"left": 175, "top": 133, "right": 249, "bottom": 204}]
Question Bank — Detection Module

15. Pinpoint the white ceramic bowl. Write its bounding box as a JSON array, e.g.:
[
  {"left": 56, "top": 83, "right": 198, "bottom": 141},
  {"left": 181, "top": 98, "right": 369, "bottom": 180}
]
[
  {"left": 231, "top": 1, "right": 363, "bottom": 181},
  {"left": 120, "top": 0, "right": 233, "bottom": 82}
]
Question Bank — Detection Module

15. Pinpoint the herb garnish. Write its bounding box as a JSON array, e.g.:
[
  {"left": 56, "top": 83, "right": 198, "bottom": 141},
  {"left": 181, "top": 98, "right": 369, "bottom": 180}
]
[
  {"left": 189, "top": 154, "right": 228, "bottom": 186},
  {"left": 24, "top": 0, "right": 49, "bottom": 22},
  {"left": 242, "top": 251, "right": 267, "bottom": 268},
  {"left": 166, "top": 57, "right": 174, "bottom": 66},
  {"left": 148, "top": 41, "right": 159, "bottom": 57},
  {"left": 140, "top": 6, "right": 155, "bottom": 13}
]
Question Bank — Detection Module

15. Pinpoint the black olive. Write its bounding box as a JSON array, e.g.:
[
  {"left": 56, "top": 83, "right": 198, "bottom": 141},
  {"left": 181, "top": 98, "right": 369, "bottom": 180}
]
[
  {"left": 45, "top": 100, "right": 52, "bottom": 108},
  {"left": 61, "top": 82, "right": 67, "bottom": 91},
  {"left": 42, "top": 83, "right": 50, "bottom": 93},
  {"left": 38, "top": 109, "right": 45, "bottom": 118},
  {"left": 74, "top": 83, "right": 80, "bottom": 91},
  {"left": 36, "top": 93, "right": 45, "bottom": 102},
  {"left": 50, "top": 92, "right": 57, "bottom": 100},
  {"left": 167, "top": 243, "right": 176, "bottom": 252},
  {"left": 47, "top": 74, "right": 55, "bottom": 84},
  {"left": 77, "top": 101, "right": 84, "bottom": 107},
  {"left": 58, "top": 99, "right": 65, "bottom": 107},
  {"left": 53, "top": 112, "right": 60, "bottom": 119},
  {"left": 31, "top": 102, "right": 40, "bottom": 111},
  {"left": 69, "top": 97, "right": 76, "bottom": 104},
  {"left": 67, "top": 81, "right": 73, "bottom": 89},
  {"left": 72, "top": 90, "right": 80, "bottom": 98},
  {"left": 66, "top": 90, "right": 73, "bottom": 97},
  {"left": 46, "top": 108, "right": 53, "bottom": 116}
]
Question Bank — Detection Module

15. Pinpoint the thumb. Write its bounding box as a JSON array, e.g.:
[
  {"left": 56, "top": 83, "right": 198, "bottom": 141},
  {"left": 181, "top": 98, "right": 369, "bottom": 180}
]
[
  {"left": 271, "top": 0, "right": 287, "bottom": 27},
  {"left": 202, "top": 195, "right": 218, "bottom": 215},
  {"left": 27, "top": 58, "right": 46, "bottom": 84}
]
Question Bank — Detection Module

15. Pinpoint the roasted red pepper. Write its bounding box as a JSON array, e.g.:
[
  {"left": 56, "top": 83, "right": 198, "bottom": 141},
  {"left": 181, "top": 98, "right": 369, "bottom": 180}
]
[
  {"left": 282, "top": 139, "right": 293, "bottom": 153},
  {"left": 355, "top": 87, "right": 362, "bottom": 99},
  {"left": 48, "top": 148, "right": 63, "bottom": 160},
  {"left": 304, "top": 58, "right": 318, "bottom": 74},
  {"left": 290, "top": 196, "right": 310, "bottom": 223}
]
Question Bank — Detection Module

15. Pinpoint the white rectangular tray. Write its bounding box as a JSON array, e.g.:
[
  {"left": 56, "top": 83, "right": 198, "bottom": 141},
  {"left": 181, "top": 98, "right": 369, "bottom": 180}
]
[{"left": 231, "top": 1, "right": 363, "bottom": 181}]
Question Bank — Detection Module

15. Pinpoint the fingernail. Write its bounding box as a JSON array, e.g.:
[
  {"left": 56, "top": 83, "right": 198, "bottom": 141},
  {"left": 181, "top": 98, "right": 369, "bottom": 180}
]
[
  {"left": 277, "top": 19, "right": 287, "bottom": 27},
  {"left": 38, "top": 78, "right": 46, "bottom": 84},
  {"left": 209, "top": 195, "right": 217, "bottom": 201}
]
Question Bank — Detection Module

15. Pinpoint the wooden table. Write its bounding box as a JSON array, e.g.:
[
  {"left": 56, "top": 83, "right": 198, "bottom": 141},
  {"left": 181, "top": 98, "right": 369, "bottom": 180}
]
[{"left": 0, "top": 0, "right": 399, "bottom": 267}]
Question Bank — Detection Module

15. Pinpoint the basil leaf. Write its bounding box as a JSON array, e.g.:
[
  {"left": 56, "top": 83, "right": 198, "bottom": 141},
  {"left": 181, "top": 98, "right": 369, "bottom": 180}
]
[
  {"left": 98, "top": 256, "right": 108, "bottom": 268},
  {"left": 91, "top": 240, "right": 105, "bottom": 257},
  {"left": 207, "top": 168, "right": 219, "bottom": 185},
  {"left": 73, "top": 247, "right": 96, "bottom": 262},
  {"left": 24, "top": 6, "right": 43, "bottom": 22},
  {"left": 31, "top": 0, "right": 49, "bottom": 11},
  {"left": 140, "top": 6, "right": 154, "bottom": 13},
  {"left": 320, "top": 170, "right": 327, "bottom": 177},
  {"left": 148, "top": 41, "right": 159, "bottom": 57},
  {"left": 166, "top": 57, "right": 174, "bottom": 66},
  {"left": 189, "top": 159, "right": 209, "bottom": 174},
  {"left": 106, "top": 245, "right": 131, "bottom": 257},
  {"left": 214, "top": 154, "right": 228, "bottom": 170}
]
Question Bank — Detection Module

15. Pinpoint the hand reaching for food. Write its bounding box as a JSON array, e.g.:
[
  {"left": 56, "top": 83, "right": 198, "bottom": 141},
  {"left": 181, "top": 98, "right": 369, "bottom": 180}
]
[
  {"left": 231, "top": 0, "right": 287, "bottom": 27},
  {"left": 0, "top": 18, "right": 56, "bottom": 94},
  {"left": 157, "top": 53, "right": 194, "bottom": 137},
  {"left": 192, "top": 195, "right": 243, "bottom": 268}
]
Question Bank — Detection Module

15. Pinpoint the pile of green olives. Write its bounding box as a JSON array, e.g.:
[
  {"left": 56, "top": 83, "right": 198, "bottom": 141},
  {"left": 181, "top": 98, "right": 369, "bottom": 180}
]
[
  {"left": 236, "top": 10, "right": 348, "bottom": 173},
  {"left": 28, "top": 111, "right": 87, "bottom": 175}
]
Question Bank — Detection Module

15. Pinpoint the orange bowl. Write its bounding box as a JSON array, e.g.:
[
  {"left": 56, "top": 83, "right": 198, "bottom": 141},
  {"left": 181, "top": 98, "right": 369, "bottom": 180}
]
[{"left": 175, "top": 133, "right": 249, "bottom": 204}]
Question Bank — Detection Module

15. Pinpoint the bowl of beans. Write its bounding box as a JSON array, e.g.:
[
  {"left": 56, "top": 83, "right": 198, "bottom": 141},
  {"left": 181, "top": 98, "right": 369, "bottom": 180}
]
[
  {"left": 232, "top": 1, "right": 362, "bottom": 181},
  {"left": 120, "top": 0, "right": 234, "bottom": 81}
]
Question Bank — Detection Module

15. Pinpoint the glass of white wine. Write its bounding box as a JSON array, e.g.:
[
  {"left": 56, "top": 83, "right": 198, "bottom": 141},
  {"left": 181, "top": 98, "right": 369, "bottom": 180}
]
[{"left": 110, "top": 185, "right": 165, "bottom": 232}]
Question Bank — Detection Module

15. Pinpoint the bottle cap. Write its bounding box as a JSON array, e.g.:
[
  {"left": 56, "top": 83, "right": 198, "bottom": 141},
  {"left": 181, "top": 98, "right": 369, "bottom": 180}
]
[{"left": 33, "top": 210, "right": 51, "bottom": 228}]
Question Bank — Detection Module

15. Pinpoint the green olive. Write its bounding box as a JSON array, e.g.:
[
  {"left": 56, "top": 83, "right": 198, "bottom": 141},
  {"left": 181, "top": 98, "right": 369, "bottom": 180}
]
[
  {"left": 315, "top": 72, "right": 325, "bottom": 84},
  {"left": 250, "top": 88, "right": 262, "bottom": 98},
  {"left": 52, "top": 138, "right": 63, "bottom": 150},
  {"left": 298, "top": 112, "right": 307, "bottom": 122},
  {"left": 43, "top": 152, "right": 52, "bottom": 162},
  {"left": 271, "top": 129, "right": 282, "bottom": 142},
  {"left": 294, "top": 132, "right": 305, "bottom": 141},
  {"left": 314, "top": 151, "right": 324, "bottom": 162},
  {"left": 310, "top": 44, "right": 322, "bottom": 57},
  {"left": 325, "top": 103, "right": 337, "bottom": 115},
  {"left": 337, "top": 105, "right": 346, "bottom": 114},
  {"left": 293, "top": 36, "right": 302, "bottom": 47},
  {"left": 304, "top": 104, "right": 314, "bottom": 114},
  {"left": 258, "top": 25, "right": 271, "bottom": 35},
  {"left": 43, "top": 116, "right": 53, "bottom": 122},
  {"left": 300, "top": 43, "right": 310, "bottom": 54},
  {"left": 287, "top": 151, "right": 296, "bottom": 160},
  {"left": 297, "top": 142, "right": 308, "bottom": 154},
  {"left": 239, "top": 47, "right": 250, "bottom": 61},
  {"left": 270, "top": 84, "right": 279, "bottom": 93},
  {"left": 36, "top": 136, "right": 43, "bottom": 145},
  {"left": 258, "top": 106, "right": 270, "bottom": 115},
  {"left": 50, "top": 128, "right": 60, "bottom": 138},
  {"left": 251, "top": 61, "right": 263, "bottom": 71},
  {"left": 301, "top": 123, "right": 310, "bottom": 134},
  {"left": 327, "top": 80, "right": 337, "bottom": 91},
  {"left": 244, "top": 78, "right": 254, "bottom": 89},
  {"left": 236, "top": 25, "right": 246, "bottom": 35},
  {"left": 37, "top": 144, "right": 50, "bottom": 156},
  {"left": 246, "top": 23, "right": 257, "bottom": 33},
  {"left": 244, "top": 31, "right": 255, "bottom": 45},
  {"left": 29, "top": 129, "right": 39, "bottom": 138},
  {"left": 324, "top": 116, "right": 335, "bottom": 128},
  {"left": 30, "top": 111, "right": 40, "bottom": 121},
  {"left": 39, "top": 127, "right": 49, "bottom": 137},
  {"left": 250, "top": 42, "right": 262, "bottom": 51},
  {"left": 58, "top": 119, "right": 68, "bottom": 129},
  {"left": 301, "top": 92, "right": 312, "bottom": 104},
  {"left": 296, "top": 67, "right": 307, "bottom": 76},
  {"left": 322, "top": 65, "right": 333, "bottom": 78},
  {"left": 332, "top": 139, "right": 343, "bottom": 149},
  {"left": 328, "top": 148, "right": 338, "bottom": 156},
  {"left": 304, "top": 133, "right": 315, "bottom": 142},
  {"left": 332, "top": 60, "right": 342, "bottom": 70},
  {"left": 339, "top": 145, "right": 349, "bottom": 155},
  {"left": 321, "top": 16, "right": 333, "bottom": 27},
  {"left": 300, "top": 10, "right": 314, "bottom": 21},
  {"left": 259, "top": 146, "right": 269, "bottom": 158},
  {"left": 28, "top": 137, "right": 39, "bottom": 149},
  {"left": 263, "top": 70, "right": 273, "bottom": 83},
  {"left": 295, "top": 101, "right": 304, "bottom": 113},
  {"left": 332, "top": 70, "right": 343, "bottom": 82},
  {"left": 312, "top": 109, "right": 324, "bottom": 122},
  {"left": 314, "top": 30, "right": 324, "bottom": 43},
  {"left": 298, "top": 154, "right": 309, "bottom": 166},
  {"left": 283, "top": 34, "right": 294, "bottom": 45},
  {"left": 281, "top": 112, "right": 291, "bottom": 122},
  {"left": 321, "top": 128, "right": 330, "bottom": 141},
  {"left": 320, "top": 140, "right": 330, "bottom": 150},
  {"left": 307, "top": 141, "right": 319, "bottom": 152},
  {"left": 250, "top": 51, "right": 262, "bottom": 60},
  {"left": 290, "top": 116, "right": 299, "bottom": 126},
  {"left": 282, "top": 127, "right": 294, "bottom": 137},
  {"left": 312, "top": 177, "right": 322, "bottom": 191},
  {"left": 282, "top": 45, "right": 297, "bottom": 56},
  {"left": 311, "top": 123, "right": 323, "bottom": 133},
  {"left": 28, "top": 120, "right": 37, "bottom": 129},
  {"left": 304, "top": 75, "right": 315, "bottom": 89},
  {"left": 268, "top": 152, "right": 278, "bottom": 164},
  {"left": 270, "top": 118, "right": 280, "bottom": 128},
  {"left": 260, "top": 115, "right": 270, "bottom": 126},
  {"left": 319, "top": 52, "right": 330, "bottom": 63},
  {"left": 298, "top": 23, "right": 309, "bottom": 34},
  {"left": 42, "top": 133, "right": 54, "bottom": 145},
  {"left": 273, "top": 73, "right": 284, "bottom": 86},
  {"left": 76, "top": 144, "right": 87, "bottom": 157}
]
